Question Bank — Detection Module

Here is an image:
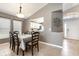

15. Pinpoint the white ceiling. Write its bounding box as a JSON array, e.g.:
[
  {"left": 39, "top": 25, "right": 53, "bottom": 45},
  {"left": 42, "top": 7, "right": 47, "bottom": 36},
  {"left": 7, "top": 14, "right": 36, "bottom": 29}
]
[
  {"left": 63, "top": 3, "right": 79, "bottom": 12},
  {"left": 0, "top": 3, "right": 47, "bottom": 19}
]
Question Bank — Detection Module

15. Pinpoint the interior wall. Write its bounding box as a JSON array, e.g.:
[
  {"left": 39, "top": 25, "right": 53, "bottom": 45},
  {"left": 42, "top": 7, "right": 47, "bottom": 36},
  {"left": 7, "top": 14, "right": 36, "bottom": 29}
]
[
  {"left": 23, "top": 3, "right": 63, "bottom": 46},
  {"left": 22, "top": 19, "right": 30, "bottom": 33}
]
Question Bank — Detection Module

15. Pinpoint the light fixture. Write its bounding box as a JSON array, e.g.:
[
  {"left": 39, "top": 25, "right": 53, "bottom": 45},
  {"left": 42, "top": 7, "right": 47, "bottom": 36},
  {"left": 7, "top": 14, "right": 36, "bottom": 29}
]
[{"left": 16, "top": 4, "right": 24, "bottom": 18}]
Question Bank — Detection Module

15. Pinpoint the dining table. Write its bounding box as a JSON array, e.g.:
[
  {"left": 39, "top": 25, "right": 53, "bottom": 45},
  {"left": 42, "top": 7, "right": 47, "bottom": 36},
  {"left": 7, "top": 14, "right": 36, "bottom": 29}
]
[{"left": 18, "top": 34, "right": 32, "bottom": 51}]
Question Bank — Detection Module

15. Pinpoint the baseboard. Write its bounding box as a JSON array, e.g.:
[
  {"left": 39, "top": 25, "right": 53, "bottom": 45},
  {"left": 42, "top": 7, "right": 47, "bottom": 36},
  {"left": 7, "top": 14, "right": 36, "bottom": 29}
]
[
  {"left": 0, "top": 38, "right": 9, "bottom": 44},
  {"left": 39, "top": 41, "right": 63, "bottom": 49},
  {"left": 64, "top": 37, "right": 79, "bottom": 40}
]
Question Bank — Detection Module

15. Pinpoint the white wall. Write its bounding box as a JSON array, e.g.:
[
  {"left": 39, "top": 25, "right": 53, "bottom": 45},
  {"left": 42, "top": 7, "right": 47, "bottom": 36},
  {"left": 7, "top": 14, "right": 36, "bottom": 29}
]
[{"left": 64, "top": 18, "right": 79, "bottom": 40}]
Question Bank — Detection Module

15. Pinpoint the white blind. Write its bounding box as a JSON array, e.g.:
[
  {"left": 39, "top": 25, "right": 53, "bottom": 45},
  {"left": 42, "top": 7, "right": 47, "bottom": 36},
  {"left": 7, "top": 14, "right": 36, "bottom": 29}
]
[{"left": 0, "top": 18, "right": 10, "bottom": 39}]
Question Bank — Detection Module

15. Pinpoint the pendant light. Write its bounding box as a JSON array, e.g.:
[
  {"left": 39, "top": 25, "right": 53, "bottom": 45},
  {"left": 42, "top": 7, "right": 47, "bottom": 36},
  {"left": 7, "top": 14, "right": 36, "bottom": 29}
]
[{"left": 16, "top": 4, "right": 24, "bottom": 18}]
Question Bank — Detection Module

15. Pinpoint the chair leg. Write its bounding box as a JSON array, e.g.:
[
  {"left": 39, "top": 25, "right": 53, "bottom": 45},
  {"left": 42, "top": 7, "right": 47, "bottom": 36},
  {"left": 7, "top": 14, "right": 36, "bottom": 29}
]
[
  {"left": 31, "top": 46, "right": 34, "bottom": 56},
  {"left": 22, "top": 50, "right": 24, "bottom": 56},
  {"left": 12, "top": 41, "right": 15, "bottom": 52},
  {"left": 10, "top": 39, "right": 11, "bottom": 48},
  {"left": 12, "top": 43, "right": 14, "bottom": 50},
  {"left": 17, "top": 45, "right": 19, "bottom": 55},
  {"left": 13, "top": 44, "right": 15, "bottom": 52},
  {"left": 37, "top": 42, "right": 39, "bottom": 52},
  {"left": 10, "top": 42, "right": 12, "bottom": 49},
  {"left": 12, "top": 44, "right": 13, "bottom": 50},
  {"left": 25, "top": 44, "right": 28, "bottom": 51}
]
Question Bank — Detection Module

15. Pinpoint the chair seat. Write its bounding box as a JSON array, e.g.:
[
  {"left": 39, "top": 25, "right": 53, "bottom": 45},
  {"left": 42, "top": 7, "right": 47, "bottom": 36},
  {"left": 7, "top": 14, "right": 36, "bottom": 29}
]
[{"left": 28, "top": 42, "right": 38, "bottom": 46}]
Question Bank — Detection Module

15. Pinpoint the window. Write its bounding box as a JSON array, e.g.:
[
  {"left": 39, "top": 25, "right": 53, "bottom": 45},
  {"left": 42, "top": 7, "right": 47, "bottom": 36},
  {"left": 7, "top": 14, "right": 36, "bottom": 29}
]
[
  {"left": 13, "top": 20, "right": 22, "bottom": 34},
  {"left": 0, "top": 18, "right": 10, "bottom": 39}
]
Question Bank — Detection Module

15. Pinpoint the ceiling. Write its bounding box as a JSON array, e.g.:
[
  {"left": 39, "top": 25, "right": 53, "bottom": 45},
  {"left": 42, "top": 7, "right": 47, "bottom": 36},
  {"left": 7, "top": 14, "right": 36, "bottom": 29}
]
[
  {"left": 63, "top": 3, "right": 79, "bottom": 12},
  {"left": 0, "top": 3, "right": 47, "bottom": 19}
]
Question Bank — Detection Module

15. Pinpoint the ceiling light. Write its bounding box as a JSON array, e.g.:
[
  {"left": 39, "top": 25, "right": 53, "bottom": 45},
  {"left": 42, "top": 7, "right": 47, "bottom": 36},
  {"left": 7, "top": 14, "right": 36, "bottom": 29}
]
[
  {"left": 16, "top": 13, "right": 24, "bottom": 18},
  {"left": 16, "top": 4, "right": 24, "bottom": 18}
]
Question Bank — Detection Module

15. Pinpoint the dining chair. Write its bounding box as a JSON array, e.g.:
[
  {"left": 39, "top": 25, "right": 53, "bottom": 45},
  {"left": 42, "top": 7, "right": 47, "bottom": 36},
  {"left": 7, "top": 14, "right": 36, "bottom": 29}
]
[
  {"left": 27, "top": 32, "right": 40, "bottom": 56},
  {"left": 13, "top": 31, "right": 20, "bottom": 55},
  {"left": 9, "top": 32, "right": 15, "bottom": 50}
]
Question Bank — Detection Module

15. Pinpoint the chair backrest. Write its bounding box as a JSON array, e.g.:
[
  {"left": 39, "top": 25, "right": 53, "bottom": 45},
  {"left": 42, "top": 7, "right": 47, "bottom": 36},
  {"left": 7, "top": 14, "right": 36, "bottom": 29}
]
[
  {"left": 31, "top": 32, "right": 39, "bottom": 44},
  {"left": 14, "top": 31, "right": 19, "bottom": 34},
  {"left": 9, "top": 31, "right": 14, "bottom": 44},
  {"left": 13, "top": 31, "right": 19, "bottom": 45},
  {"left": 9, "top": 31, "right": 13, "bottom": 36}
]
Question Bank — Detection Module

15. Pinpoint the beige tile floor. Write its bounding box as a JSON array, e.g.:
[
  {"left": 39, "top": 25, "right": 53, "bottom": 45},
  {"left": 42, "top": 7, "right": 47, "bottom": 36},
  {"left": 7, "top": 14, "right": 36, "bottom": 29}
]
[{"left": 0, "top": 42, "right": 61, "bottom": 56}]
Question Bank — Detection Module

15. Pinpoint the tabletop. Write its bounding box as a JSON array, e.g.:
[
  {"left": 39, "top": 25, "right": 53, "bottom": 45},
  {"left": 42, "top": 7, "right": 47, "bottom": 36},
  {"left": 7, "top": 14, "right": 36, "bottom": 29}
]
[{"left": 19, "top": 34, "right": 32, "bottom": 50}]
